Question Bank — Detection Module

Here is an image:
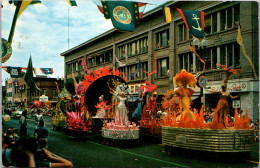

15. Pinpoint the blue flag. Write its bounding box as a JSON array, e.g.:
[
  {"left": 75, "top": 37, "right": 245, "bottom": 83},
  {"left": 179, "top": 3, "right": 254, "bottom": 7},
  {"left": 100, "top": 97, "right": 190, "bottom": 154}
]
[
  {"left": 12, "top": 81, "right": 20, "bottom": 88},
  {"left": 40, "top": 68, "right": 54, "bottom": 75},
  {"left": 7, "top": 67, "right": 21, "bottom": 77},
  {"left": 177, "top": 8, "right": 205, "bottom": 39},
  {"left": 101, "top": 1, "right": 139, "bottom": 32}
]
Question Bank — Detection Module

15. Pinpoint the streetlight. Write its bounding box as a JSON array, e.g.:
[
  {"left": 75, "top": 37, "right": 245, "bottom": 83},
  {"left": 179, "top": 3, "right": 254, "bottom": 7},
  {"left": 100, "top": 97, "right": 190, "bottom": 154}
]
[
  {"left": 18, "top": 85, "right": 25, "bottom": 107},
  {"left": 190, "top": 37, "right": 208, "bottom": 109}
]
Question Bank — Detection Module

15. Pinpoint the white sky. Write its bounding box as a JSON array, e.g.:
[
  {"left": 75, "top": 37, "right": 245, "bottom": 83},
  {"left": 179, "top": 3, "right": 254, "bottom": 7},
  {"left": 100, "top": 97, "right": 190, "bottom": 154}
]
[{"left": 1, "top": 0, "right": 169, "bottom": 85}]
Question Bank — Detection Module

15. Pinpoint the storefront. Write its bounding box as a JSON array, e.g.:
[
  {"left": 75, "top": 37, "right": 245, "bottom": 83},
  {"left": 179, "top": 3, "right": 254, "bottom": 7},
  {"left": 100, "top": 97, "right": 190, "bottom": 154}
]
[{"left": 203, "top": 79, "right": 259, "bottom": 120}]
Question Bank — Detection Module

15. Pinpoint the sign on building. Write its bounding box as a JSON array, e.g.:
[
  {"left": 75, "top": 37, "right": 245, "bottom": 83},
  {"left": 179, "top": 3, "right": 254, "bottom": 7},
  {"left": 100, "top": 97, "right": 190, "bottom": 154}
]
[{"left": 39, "top": 95, "right": 48, "bottom": 102}]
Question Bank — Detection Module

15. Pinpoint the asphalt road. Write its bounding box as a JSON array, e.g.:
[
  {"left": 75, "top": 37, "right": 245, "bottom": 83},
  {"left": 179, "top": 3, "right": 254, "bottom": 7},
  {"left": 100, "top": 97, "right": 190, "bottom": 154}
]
[{"left": 3, "top": 116, "right": 259, "bottom": 168}]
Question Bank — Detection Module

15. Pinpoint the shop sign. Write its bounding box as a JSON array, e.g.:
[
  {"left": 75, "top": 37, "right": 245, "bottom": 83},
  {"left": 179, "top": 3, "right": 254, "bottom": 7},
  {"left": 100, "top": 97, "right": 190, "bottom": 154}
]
[
  {"left": 204, "top": 82, "right": 248, "bottom": 93},
  {"left": 39, "top": 95, "right": 48, "bottom": 102},
  {"left": 128, "top": 83, "right": 145, "bottom": 94}
]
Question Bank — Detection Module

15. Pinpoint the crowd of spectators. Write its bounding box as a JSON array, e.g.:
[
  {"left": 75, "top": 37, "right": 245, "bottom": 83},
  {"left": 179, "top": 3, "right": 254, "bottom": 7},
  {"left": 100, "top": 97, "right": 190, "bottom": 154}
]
[{"left": 2, "top": 109, "right": 73, "bottom": 167}]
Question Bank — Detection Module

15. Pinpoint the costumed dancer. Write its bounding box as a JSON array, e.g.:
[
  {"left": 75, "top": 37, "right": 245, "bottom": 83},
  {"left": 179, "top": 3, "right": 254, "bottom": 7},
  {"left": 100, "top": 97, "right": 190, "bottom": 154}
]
[
  {"left": 94, "top": 95, "right": 106, "bottom": 118},
  {"left": 174, "top": 69, "right": 197, "bottom": 120},
  {"left": 148, "top": 92, "right": 159, "bottom": 120},
  {"left": 132, "top": 94, "right": 142, "bottom": 120},
  {"left": 208, "top": 65, "right": 240, "bottom": 128},
  {"left": 110, "top": 89, "right": 128, "bottom": 126}
]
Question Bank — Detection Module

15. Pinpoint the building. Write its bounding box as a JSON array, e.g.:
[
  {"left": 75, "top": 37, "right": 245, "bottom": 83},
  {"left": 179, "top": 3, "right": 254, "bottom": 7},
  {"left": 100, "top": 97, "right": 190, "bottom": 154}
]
[
  {"left": 5, "top": 75, "right": 64, "bottom": 107},
  {"left": 61, "top": 1, "right": 259, "bottom": 120}
]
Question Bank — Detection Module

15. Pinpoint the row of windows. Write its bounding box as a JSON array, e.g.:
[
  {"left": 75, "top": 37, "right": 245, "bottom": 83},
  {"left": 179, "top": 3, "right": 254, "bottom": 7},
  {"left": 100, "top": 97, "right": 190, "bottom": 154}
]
[
  {"left": 179, "top": 5, "right": 240, "bottom": 42},
  {"left": 67, "top": 59, "right": 83, "bottom": 73},
  {"left": 7, "top": 92, "right": 12, "bottom": 97},
  {"left": 118, "top": 37, "right": 148, "bottom": 60},
  {"left": 88, "top": 49, "right": 113, "bottom": 67},
  {"left": 179, "top": 42, "right": 240, "bottom": 72}
]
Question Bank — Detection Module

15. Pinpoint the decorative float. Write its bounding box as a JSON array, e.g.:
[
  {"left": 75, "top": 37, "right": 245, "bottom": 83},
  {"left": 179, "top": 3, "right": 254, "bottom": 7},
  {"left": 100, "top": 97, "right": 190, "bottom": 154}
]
[
  {"left": 100, "top": 78, "right": 139, "bottom": 146},
  {"left": 161, "top": 68, "right": 254, "bottom": 153}
]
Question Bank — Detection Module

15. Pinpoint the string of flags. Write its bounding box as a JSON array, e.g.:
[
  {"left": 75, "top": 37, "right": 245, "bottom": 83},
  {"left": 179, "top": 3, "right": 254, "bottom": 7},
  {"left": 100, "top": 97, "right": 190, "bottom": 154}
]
[
  {"left": 3, "top": 66, "right": 54, "bottom": 77},
  {"left": 12, "top": 81, "right": 21, "bottom": 88}
]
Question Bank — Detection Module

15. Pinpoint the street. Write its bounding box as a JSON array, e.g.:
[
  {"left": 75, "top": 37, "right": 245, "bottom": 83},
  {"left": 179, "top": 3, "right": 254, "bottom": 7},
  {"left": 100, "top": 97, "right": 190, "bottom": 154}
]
[{"left": 3, "top": 116, "right": 259, "bottom": 168}]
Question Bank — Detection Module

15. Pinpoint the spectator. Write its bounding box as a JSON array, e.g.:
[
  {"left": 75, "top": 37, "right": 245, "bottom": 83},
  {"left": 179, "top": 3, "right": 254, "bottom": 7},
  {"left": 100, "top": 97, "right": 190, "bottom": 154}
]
[
  {"left": 2, "top": 133, "right": 13, "bottom": 167},
  {"left": 35, "top": 109, "right": 44, "bottom": 128},
  {"left": 11, "top": 128, "right": 20, "bottom": 145},
  {"left": 34, "top": 120, "right": 48, "bottom": 148},
  {"left": 19, "top": 110, "right": 28, "bottom": 137},
  {"left": 204, "top": 115, "right": 210, "bottom": 123},
  {"left": 205, "top": 107, "right": 211, "bottom": 115},
  {"left": 208, "top": 111, "right": 213, "bottom": 122},
  {"left": 250, "top": 119, "right": 255, "bottom": 129},
  {"left": 10, "top": 136, "right": 37, "bottom": 167}
]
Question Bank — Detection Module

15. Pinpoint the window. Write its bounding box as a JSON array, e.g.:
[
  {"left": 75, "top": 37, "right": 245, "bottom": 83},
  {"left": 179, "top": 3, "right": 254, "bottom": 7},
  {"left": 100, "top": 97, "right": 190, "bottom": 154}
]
[
  {"left": 179, "top": 53, "right": 193, "bottom": 72},
  {"left": 212, "top": 12, "right": 217, "bottom": 33},
  {"left": 220, "top": 5, "right": 240, "bottom": 31},
  {"left": 78, "top": 60, "right": 83, "bottom": 71},
  {"left": 178, "top": 24, "right": 192, "bottom": 42},
  {"left": 67, "top": 64, "right": 72, "bottom": 73},
  {"left": 142, "top": 62, "right": 148, "bottom": 79},
  {"left": 156, "top": 29, "right": 169, "bottom": 48},
  {"left": 157, "top": 58, "right": 169, "bottom": 77},
  {"left": 204, "top": 15, "right": 211, "bottom": 35},
  {"left": 52, "top": 89, "right": 56, "bottom": 97},
  {"left": 88, "top": 57, "right": 95, "bottom": 67},
  {"left": 42, "top": 89, "right": 46, "bottom": 95},
  {"left": 220, "top": 43, "right": 240, "bottom": 68},
  {"left": 104, "top": 50, "right": 113, "bottom": 63}
]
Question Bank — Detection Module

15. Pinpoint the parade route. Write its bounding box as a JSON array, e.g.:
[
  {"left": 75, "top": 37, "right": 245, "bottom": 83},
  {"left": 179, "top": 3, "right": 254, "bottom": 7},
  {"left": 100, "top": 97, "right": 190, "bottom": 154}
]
[{"left": 3, "top": 116, "right": 259, "bottom": 168}]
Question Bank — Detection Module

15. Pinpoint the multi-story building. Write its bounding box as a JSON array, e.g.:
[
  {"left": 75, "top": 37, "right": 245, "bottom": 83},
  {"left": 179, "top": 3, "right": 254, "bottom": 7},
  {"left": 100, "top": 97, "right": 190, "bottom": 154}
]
[
  {"left": 61, "top": 1, "right": 259, "bottom": 120},
  {"left": 5, "top": 75, "right": 64, "bottom": 107}
]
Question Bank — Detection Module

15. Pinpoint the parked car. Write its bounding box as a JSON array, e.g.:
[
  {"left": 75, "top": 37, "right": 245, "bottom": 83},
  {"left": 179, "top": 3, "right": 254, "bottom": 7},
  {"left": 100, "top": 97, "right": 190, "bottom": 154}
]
[{"left": 11, "top": 109, "right": 23, "bottom": 118}]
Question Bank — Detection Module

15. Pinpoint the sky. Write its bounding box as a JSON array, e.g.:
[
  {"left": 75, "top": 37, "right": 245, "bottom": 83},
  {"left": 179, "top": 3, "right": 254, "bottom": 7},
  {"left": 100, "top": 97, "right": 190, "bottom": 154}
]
[{"left": 1, "top": 0, "right": 169, "bottom": 85}]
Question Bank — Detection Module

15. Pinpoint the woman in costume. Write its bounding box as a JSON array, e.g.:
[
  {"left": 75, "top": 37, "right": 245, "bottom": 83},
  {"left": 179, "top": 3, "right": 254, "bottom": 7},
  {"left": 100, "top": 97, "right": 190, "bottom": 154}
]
[
  {"left": 110, "top": 90, "right": 128, "bottom": 126},
  {"left": 174, "top": 69, "right": 197, "bottom": 120},
  {"left": 132, "top": 94, "right": 142, "bottom": 120},
  {"left": 148, "top": 92, "right": 159, "bottom": 120},
  {"left": 208, "top": 64, "right": 240, "bottom": 128},
  {"left": 94, "top": 95, "right": 106, "bottom": 118}
]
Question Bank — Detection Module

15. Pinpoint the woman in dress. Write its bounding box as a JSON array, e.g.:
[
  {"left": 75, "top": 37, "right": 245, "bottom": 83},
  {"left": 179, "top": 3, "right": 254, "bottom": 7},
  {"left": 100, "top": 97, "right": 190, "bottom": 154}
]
[{"left": 110, "top": 90, "right": 128, "bottom": 126}]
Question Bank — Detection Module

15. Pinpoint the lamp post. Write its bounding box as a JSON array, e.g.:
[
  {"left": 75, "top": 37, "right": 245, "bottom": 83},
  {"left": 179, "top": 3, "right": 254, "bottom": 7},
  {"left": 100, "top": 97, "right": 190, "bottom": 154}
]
[
  {"left": 19, "top": 85, "right": 25, "bottom": 108},
  {"left": 190, "top": 37, "right": 208, "bottom": 108}
]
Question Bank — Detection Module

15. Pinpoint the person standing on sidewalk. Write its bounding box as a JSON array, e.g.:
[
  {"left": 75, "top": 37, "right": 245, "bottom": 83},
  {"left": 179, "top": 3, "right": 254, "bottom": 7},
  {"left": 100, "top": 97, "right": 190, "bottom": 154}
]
[{"left": 19, "top": 110, "right": 28, "bottom": 137}]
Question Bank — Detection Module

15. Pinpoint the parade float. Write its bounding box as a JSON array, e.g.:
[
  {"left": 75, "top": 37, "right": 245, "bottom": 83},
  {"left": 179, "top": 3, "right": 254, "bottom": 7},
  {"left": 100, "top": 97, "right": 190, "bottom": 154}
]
[
  {"left": 161, "top": 68, "right": 255, "bottom": 153},
  {"left": 50, "top": 88, "right": 70, "bottom": 131}
]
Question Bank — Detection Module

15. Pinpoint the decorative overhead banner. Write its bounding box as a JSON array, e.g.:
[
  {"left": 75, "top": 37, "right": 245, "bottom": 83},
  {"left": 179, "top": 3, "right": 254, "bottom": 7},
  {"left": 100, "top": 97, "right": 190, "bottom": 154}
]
[
  {"left": 94, "top": 1, "right": 146, "bottom": 32},
  {"left": 40, "top": 68, "right": 54, "bottom": 75},
  {"left": 67, "top": 0, "right": 77, "bottom": 6},
  {"left": 162, "top": 6, "right": 172, "bottom": 23},
  {"left": 6, "top": 66, "right": 22, "bottom": 78},
  {"left": 177, "top": 8, "right": 204, "bottom": 39},
  {"left": 12, "top": 81, "right": 21, "bottom": 88},
  {"left": 1, "top": 38, "right": 12, "bottom": 63}
]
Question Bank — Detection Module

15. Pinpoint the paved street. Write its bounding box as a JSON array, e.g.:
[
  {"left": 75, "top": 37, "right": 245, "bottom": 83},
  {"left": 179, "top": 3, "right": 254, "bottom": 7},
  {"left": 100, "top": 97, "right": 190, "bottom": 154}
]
[{"left": 3, "top": 116, "right": 259, "bottom": 167}]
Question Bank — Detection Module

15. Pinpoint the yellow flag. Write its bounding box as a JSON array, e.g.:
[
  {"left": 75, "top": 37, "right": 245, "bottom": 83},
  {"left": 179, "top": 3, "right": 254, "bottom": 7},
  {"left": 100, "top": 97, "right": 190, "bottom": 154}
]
[{"left": 237, "top": 25, "right": 258, "bottom": 79}]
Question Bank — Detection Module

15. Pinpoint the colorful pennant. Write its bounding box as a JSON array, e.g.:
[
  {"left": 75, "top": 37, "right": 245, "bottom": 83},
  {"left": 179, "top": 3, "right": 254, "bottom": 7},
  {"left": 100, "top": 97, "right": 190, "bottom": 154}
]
[
  {"left": 40, "top": 68, "right": 54, "bottom": 75},
  {"left": 162, "top": 6, "right": 172, "bottom": 23},
  {"left": 67, "top": 0, "right": 77, "bottom": 6},
  {"left": 177, "top": 8, "right": 204, "bottom": 39},
  {"left": 6, "top": 66, "right": 22, "bottom": 78},
  {"left": 12, "top": 81, "right": 20, "bottom": 88}
]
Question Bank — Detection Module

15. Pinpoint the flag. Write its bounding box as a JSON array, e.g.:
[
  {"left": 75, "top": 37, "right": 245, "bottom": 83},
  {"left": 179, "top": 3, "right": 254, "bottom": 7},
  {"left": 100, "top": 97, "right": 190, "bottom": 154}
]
[
  {"left": 12, "top": 81, "right": 20, "bottom": 88},
  {"left": 67, "top": 0, "right": 77, "bottom": 6},
  {"left": 34, "top": 68, "right": 37, "bottom": 75},
  {"left": 237, "top": 25, "right": 258, "bottom": 79},
  {"left": 8, "top": 0, "right": 41, "bottom": 44},
  {"left": 24, "top": 56, "right": 35, "bottom": 92},
  {"left": 94, "top": 1, "right": 147, "bottom": 32},
  {"left": 162, "top": 6, "right": 172, "bottom": 23},
  {"left": 7, "top": 66, "right": 22, "bottom": 78},
  {"left": 128, "top": 60, "right": 142, "bottom": 77},
  {"left": 40, "top": 68, "right": 54, "bottom": 75},
  {"left": 177, "top": 8, "right": 204, "bottom": 39}
]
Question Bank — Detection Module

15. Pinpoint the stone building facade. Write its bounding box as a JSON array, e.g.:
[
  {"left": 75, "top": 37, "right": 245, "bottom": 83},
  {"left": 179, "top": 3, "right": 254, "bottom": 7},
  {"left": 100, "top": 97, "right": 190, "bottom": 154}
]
[{"left": 61, "top": 1, "right": 259, "bottom": 120}]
